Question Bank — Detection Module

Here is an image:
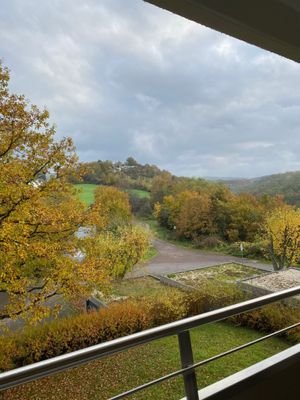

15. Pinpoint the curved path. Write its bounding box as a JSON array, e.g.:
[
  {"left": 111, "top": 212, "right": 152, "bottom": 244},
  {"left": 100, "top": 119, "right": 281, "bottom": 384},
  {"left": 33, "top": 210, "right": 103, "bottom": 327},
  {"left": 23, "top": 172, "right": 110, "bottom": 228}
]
[{"left": 128, "top": 238, "right": 273, "bottom": 277}]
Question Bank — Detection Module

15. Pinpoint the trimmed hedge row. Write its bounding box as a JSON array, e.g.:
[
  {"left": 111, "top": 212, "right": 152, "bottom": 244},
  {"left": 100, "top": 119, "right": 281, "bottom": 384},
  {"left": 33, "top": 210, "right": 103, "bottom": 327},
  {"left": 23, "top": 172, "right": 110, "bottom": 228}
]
[
  {"left": 0, "top": 292, "right": 188, "bottom": 371},
  {"left": 0, "top": 282, "right": 299, "bottom": 372},
  {"left": 232, "top": 303, "right": 300, "bottom": 342}
]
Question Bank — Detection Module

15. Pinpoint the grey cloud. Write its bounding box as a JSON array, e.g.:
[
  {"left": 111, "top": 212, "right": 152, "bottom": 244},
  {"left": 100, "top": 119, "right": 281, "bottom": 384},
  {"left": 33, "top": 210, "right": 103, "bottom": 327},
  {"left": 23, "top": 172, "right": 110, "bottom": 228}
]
[{"left": 1, "top": 0, "right": 300, "bottom": 177}]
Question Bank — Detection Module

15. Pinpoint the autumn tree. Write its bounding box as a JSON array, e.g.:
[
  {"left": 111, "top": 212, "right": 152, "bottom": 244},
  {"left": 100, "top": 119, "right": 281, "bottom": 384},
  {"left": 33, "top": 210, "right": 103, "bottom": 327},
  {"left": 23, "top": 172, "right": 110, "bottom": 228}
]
[
  {"left": 0, "top": 63, "right": 147, "bottom": 323},
  {"left": 151, "top": 171, "right": 176, "bottom": 205},
  {"left": 264, "top": 206, "right": 300, "bottom": 270},
  {"left": 86, "top": 185, "right": 149, "bottom": 278},
  {"left": 85, "top": 225, "right": 149, "bottom": 279},
  {"left": 175, "top": 192, "right": 215, "bottom": 239},
  {"left": 91, "top": 186, "right": 131, "bottom": 231},
  {"left": 216, "top": 193, "right": 264, "bottom": 242},
  {"left": 155, "top": 191, "right": 216, "bottom": 239},
  {"left": 154, "top": 191, "right": 193, "bottom": 229},
  {"left": 154, "top": 194, "right": 177, "bottom": 229}
]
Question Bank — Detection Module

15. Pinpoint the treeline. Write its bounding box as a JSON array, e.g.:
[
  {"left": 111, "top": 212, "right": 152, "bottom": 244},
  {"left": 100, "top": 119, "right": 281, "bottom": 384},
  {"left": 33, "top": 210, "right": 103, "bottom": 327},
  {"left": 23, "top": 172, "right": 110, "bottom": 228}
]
[
  {"left": 152, "top": 171, "right": 300, "bottom": 268},
  {"left": 72, "top": 157, "right": 163, "bottom": 192},
  {"left": 152, "top": 171, "right": 284, "bottom": 245},
  {"left": 225, "top": 171, "right": 300, "bottom": 206}
]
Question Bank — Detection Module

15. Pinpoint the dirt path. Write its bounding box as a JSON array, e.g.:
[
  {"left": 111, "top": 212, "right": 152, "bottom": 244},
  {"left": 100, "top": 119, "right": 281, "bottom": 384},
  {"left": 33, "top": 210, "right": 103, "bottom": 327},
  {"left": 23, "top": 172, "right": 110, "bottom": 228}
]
[{"left": 128, "top": 238, "right": 273, "bottom": 277}]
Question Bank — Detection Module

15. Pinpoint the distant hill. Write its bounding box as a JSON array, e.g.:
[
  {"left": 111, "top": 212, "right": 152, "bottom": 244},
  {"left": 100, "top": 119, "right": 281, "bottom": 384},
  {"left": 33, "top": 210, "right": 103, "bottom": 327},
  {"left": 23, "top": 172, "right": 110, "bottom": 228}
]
[
  {"left": 73, "top": 159, "right": 300, "bottom": 207},
  {"left": 74, "top": 157, "right": 164, "bottom": 192},
  {"left": 204, "top": 176, "right": 242, "bottom": 182},
  {"left": 222, "top": 171, "right": 300, "bottom": 206}
]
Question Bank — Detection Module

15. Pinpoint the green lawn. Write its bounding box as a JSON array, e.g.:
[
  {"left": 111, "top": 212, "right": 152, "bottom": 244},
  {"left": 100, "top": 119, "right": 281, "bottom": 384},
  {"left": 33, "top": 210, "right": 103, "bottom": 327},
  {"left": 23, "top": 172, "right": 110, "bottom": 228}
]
[
  {"left": 74, "top": 184, "right": 98, "bottom": 206},
  {"left": 127, "top": 189, "right": 151, "bottom": 198},
  {"left": 3, "top": 322, "right": 289, "bottom": 400},
  {"left": 74, "top": 185, "right": 150, "bottom": 207}
]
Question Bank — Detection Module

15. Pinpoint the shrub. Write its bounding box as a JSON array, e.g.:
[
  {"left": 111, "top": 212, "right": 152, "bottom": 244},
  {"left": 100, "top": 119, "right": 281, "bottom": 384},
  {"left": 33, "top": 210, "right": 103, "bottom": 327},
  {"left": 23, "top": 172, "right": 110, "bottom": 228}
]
[
  {"left": 192, "top": 235, "right": 224, "bottom": 249},
  {"left": 0, "top": 291, "right": 189, "bottom": 371},
  {"left": 0, "top": 301, "right": 152, "bottom": 370},
  {"left": 129, "top": 194, "right": 152, "bottom": 217},
  {"left": 147, "top": 291, "right": 189, "bottom": 325},
  {"left": 231, "top": 302, "right": 300, "bottom": 342},
  {"left": 0, "top": 285, "right": 238, "bottom": 372},
  {"left": 187, "top": 282, "right": 244, "bottom": 315},
  {"left": 1, "top": 283, "right": 299, "bottom": 372},
  {"left": 0, "top": 337, "right": 17, "bottom": 371},
  {"left": 225, "top": 240, "right": 268, "bottom": 259}
]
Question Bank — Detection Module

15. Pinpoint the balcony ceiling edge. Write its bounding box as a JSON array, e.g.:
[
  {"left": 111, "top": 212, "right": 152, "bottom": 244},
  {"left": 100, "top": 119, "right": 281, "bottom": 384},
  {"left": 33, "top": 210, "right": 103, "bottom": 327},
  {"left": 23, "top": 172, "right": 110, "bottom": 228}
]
[{"left": 144, "top": 0, "right": 300, "bottom": 63}]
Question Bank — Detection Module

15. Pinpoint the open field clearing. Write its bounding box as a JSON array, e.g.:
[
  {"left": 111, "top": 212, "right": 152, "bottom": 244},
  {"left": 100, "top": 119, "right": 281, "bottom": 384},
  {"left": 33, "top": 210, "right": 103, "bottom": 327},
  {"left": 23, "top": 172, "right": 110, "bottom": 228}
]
[
  {"left": 75, "top": 184, "right": 150, "bottom": 206},
  {"left": 75, "top": 184, "right": 98, "bottom": 206},
  {"left": 127, "top": 189, "right": 151, "bottom": 198}
]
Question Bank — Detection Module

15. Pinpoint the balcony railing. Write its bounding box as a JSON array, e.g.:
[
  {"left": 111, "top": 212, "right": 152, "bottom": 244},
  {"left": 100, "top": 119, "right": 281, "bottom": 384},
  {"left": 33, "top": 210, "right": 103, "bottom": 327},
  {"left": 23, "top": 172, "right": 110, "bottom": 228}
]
[{"left": 1, "top": 286, "right": 300, "bottom": 399}]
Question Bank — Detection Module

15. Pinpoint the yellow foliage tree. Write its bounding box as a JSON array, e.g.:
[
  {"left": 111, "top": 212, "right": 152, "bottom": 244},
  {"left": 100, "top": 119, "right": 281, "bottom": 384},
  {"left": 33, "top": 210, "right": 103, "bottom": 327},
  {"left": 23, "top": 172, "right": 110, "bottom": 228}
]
[
  {"left": 221, "top": 193, "right": 264, "bottom": 242},
  {"left": 0, "top": 63, "right": 103, "bottom": 322},
  {"left": 264, "top": 206, "right": 300, "bottom": 270},
  {"left": 91, "top": 186, "right": 131, "bottom": 231},
  {"left": 0, "top": 63, "right": 146, "bottom": 323},
  {"left": 85, "top": 226, "right": 149, "bottom": 280}
]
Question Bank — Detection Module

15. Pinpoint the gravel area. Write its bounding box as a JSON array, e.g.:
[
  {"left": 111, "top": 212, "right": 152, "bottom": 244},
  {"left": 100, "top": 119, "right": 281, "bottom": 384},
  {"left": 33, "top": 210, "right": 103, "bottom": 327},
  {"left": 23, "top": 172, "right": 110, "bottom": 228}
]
[{"left": 243, "top": 268, "right": 300, "bottom": 292}]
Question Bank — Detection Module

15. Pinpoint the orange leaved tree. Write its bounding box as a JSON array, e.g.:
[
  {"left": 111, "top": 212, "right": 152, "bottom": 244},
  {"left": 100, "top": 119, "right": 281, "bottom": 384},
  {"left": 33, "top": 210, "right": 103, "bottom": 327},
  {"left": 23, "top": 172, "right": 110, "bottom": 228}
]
[{"left": 0, "top": 63, "right": 147, "bottom": 323}]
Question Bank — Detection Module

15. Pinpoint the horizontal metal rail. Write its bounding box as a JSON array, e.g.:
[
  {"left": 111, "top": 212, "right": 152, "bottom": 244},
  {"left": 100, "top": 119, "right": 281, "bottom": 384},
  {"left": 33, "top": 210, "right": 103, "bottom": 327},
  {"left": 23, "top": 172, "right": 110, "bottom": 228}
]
[
  {"left": 109, "top": 321, "right": 300, "bottom": 400},
  {"left": 1, "top": 285, "right": 300, "bottom": 393}
]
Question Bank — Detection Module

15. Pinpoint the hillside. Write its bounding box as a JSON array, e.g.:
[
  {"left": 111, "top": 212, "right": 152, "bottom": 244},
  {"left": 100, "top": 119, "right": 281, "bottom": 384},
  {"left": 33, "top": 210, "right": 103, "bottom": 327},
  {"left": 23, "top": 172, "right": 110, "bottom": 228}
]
[
  {"left": 223, "top": 171, "right": 300, "bottom": 206},
  {"left": 74, "top": 158, "right": 300, "bottom": 207},
  {"left": 74, "top": 157, "right": 163, "bottom": 192}
]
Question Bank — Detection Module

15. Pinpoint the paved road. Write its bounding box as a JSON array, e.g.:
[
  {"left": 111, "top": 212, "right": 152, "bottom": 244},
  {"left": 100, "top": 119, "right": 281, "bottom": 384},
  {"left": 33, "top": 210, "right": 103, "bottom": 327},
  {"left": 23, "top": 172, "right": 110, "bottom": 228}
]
[{"left": 128, "top": 238, "right": 273, "bottom": 277}]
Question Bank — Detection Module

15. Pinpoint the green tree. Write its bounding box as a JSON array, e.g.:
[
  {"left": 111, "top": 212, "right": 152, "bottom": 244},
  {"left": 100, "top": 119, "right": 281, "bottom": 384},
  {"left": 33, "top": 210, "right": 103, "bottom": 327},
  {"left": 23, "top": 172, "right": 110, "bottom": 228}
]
[{"left": 126, "top": 156, "right": 139, "bottom": 166}]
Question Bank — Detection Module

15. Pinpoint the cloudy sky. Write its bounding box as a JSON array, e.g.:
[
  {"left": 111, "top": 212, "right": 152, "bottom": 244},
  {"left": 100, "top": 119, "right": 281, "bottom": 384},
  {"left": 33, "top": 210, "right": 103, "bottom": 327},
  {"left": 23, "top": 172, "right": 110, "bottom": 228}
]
[{"left": 1, "top": 0, "right": 300, "bottom": 178}]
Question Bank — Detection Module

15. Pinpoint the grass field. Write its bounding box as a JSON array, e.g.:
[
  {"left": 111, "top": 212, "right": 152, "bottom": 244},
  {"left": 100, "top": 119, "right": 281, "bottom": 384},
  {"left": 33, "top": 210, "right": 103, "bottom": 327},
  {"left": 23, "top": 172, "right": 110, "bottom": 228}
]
[
  {"left": 74, "top": 184, "right": 98, "bottom": 206},
  {"left": 3, "top": 322, "right": 289, "bottom": 400},
  {"left": 74, "top": 185, "right": 150, "bottom": 207},
  {"left": 127, "top": 189, "right": 151, "bottom": 198}
]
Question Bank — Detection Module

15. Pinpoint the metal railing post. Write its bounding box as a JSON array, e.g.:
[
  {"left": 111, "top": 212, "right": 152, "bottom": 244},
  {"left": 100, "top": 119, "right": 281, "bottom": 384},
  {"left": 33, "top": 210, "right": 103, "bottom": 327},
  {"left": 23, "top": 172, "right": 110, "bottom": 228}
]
[{"left": 178, "top": 330, "right": 199, "bottom": 400}]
